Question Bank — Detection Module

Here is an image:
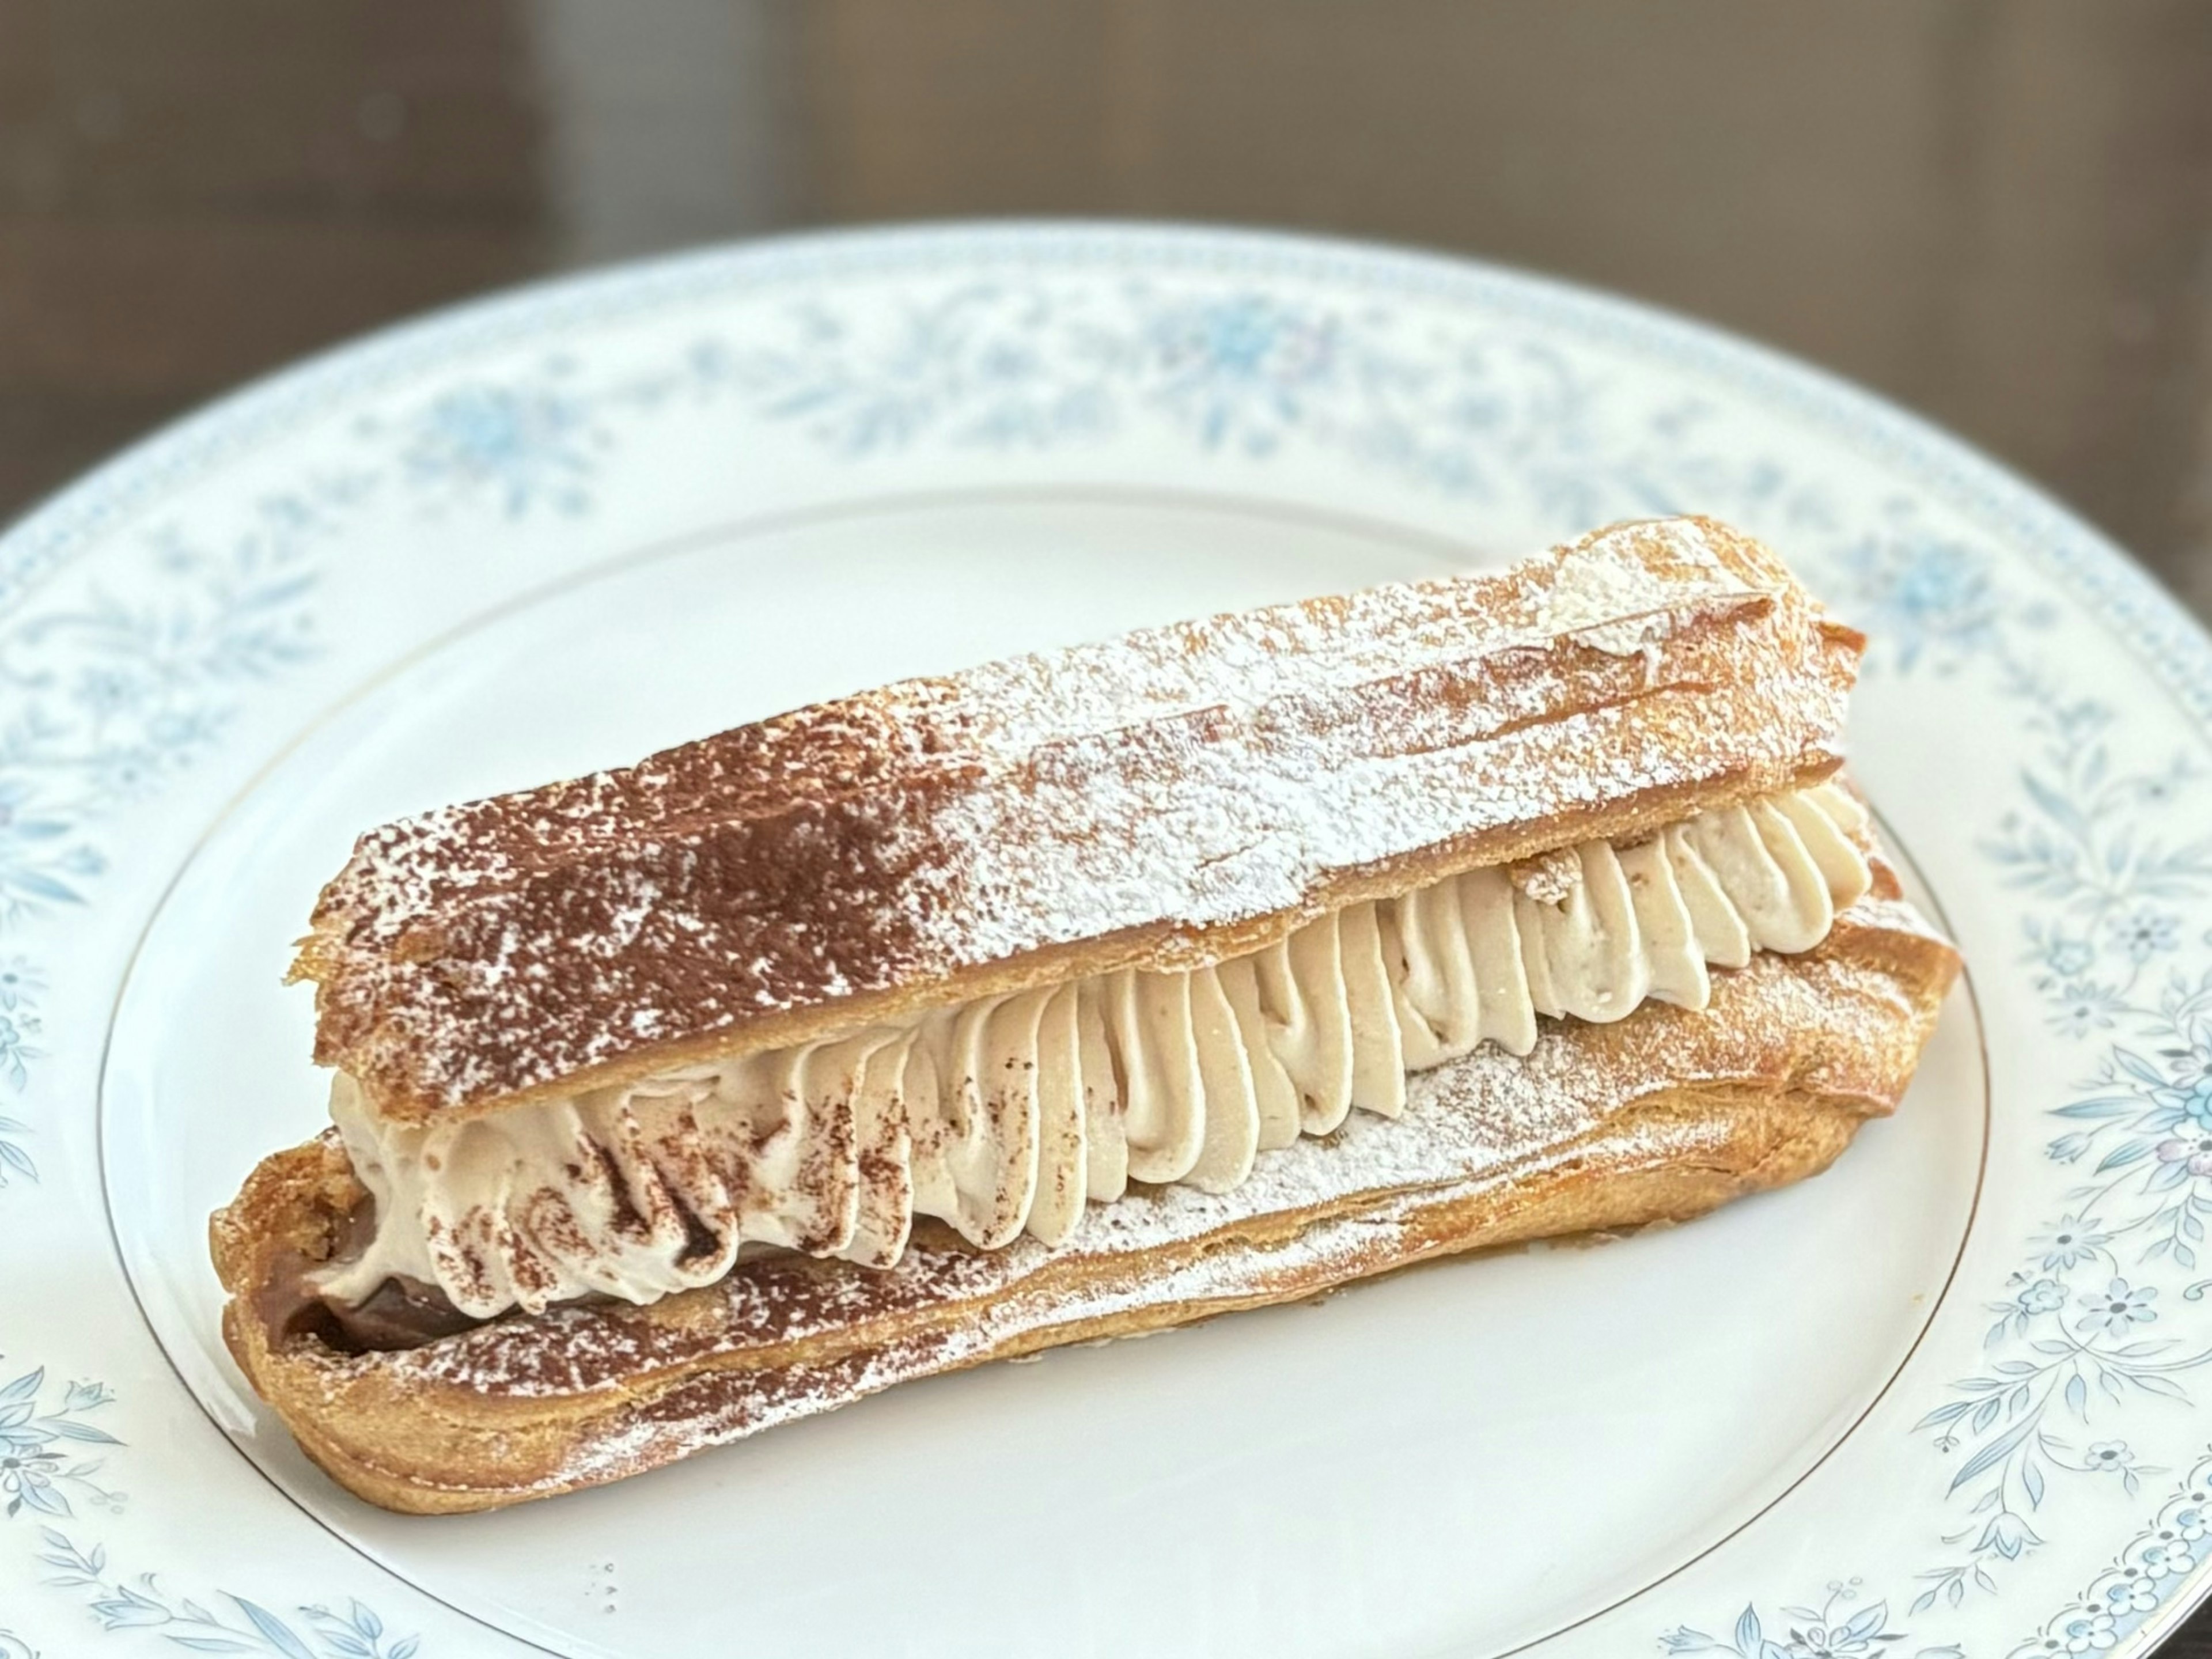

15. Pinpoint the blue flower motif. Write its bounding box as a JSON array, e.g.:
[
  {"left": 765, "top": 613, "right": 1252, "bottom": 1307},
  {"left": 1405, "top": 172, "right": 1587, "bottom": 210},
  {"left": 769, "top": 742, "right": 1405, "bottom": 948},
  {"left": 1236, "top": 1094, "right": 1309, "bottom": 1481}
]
[
  {"left": 0, "top": 1444, "right": 63, "bottom": 1516},
  {"left": 2055, "top": 1608, "right": 2118, "bottom": 1651},
  {"left": 85, "top": 745, "right": 165, "bottom": 805},
  {"left": 2138, "top": 1539, "right": 2196, "bottom": 1578},
  {"left": 2036, "top": 1217, "right": 2113, "bottom": 1271},
  {"left": 1660, "top": 1590, "right": 1903, "bottom": 1658},
  {"left": 2039, "top": 933, "right": 2097, "bottom": 980},
  {"left": 2154, "top": 1131, "right": 2212, "bottom": 1177},
  {"left": 2017, "top": 1278, "right": 2067, "bottom": 1315},
  {"left": 1147, "top": 295, "right": 1337, "bottom": 454},
  {"left": 60, "top": 1380, "right": 111, "bottom": 1413},
  {"left": 2134, "top": 760, "right": 2194, "bottom": 808},
  {"left": 2109, "top": 909, "right": 2180, "bottom": 964},
  {"left": 89, "top": 1584, "right": 171, "bottom": 1628},
  {"left": 2170, "top": 1075, "right": 2212, "bottom": 1131},
  {"left": 0, "top": 959, "right": 39, "bottom": 1012},
  {"left": 69, "top": 664, "right": 140, "bottom": 719},
  {"left": 2086, "top": 1441, "right": 2136, "bottom": 1474},
  {"left": 2050, "top": 982, "right": 2126, "bottom": 1039},
  {"left": 1835, "top": 533, "right": 2005, "bottom": 671},
  {"left": 1979, "top": 1508, "right": 2044, "bottom": 1560},
  {"left": 2077, "top": 1278, "right": 2158, "bottom": 1337},
  {"left": 398, "top": 378, "right": 602, "bottom": 516},
  {"left": 2104, "top": 1575, "right": 2160, "bottom": 1615}
]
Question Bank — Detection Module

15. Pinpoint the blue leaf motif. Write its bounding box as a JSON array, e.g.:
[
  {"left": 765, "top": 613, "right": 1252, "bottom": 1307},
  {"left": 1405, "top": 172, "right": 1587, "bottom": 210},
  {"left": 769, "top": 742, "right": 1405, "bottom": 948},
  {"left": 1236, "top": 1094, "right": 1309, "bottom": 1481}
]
[
  {"left": 2096, "top": 1140, "right": 2153, "bottom": 1174},
  {"left": 2054, "top": 1097, "right": 2142, "bottom": 1119},
  {"left": 16, "top": 1478, "right": 66, "bottom": 1521},
  {"left": 2026, "top": 770, "right": 2088, "bottom": 836},
  {"left": 1950, "top": 1417, "right": 2036, "bottom": 1494},
  {"left": 0, "top": 1368, "right": 44, "bottom": 1402},
  {"left": 1733, "top": 1605, "right": 1762, "bottom": 1654},
  {"left": 6, "top": 871, "right": 84, "bottom": 904},
  {"left": 2065, "top": 1372, "right": 2089, "bottom": 1416},
  {"left": 1841, "top": 1602, "right": 1890, "bottom": 1642},
  {"left": 168, "top": 1641, "right": 256, "bottom": 1655},
  {"left": 43, "top": 1420, "right": 121, "bottom": 1444},
  {"left": 230, "top": 1597, "right": 316, "bottom": 1659},
  {"left": 388, "top": 1638, "right": 420, "bottom": 1659},
  {"left": 2116, "top": 1048, "right": 2170, "bottom": 1086}
]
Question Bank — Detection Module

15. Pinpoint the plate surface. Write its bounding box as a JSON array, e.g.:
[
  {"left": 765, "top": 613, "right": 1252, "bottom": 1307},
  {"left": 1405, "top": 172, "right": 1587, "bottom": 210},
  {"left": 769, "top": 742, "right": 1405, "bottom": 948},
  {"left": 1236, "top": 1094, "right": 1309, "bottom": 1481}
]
[{"left": 2, "top": 223, "right": 2206, "bottom": 1659}]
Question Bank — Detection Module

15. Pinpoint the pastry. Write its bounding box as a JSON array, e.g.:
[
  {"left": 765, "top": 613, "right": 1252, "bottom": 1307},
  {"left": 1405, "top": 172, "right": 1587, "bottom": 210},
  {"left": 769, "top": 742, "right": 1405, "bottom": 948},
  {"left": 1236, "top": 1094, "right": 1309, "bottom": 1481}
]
[{"left": 210, "top": 515, "right": 1961, "bottom": 1513}]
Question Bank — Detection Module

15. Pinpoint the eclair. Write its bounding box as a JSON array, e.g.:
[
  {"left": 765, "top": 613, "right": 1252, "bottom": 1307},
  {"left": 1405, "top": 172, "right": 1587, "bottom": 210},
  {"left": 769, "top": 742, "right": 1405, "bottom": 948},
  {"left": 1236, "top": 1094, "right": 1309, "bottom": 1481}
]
[{"left": 210, "top": 516, "right": 1961, "bottom": 1513}]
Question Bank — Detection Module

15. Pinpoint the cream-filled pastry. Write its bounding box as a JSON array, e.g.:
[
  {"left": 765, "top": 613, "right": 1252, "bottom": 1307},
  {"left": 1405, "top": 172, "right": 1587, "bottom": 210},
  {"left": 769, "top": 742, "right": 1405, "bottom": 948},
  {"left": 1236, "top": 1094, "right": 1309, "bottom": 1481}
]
[
  {"left": 317, "top": 783, "right": 1872, "bottom": 1318},
  {"left": 211, "top": 516, "right": 1960, "bottom": 1514}
]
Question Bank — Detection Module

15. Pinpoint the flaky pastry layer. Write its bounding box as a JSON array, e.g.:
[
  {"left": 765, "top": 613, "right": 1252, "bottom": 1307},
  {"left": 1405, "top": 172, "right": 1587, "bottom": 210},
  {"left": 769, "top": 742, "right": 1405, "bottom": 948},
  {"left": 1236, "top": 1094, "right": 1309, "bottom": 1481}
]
[{"left": 294, "top": 517, "right": 1865, "bottom": 1126}]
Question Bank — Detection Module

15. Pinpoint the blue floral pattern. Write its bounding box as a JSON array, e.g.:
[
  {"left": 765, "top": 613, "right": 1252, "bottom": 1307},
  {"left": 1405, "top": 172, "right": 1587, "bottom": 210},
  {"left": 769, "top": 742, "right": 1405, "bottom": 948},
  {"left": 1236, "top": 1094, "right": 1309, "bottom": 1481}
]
[
  {"left": 1669, "top": 525, "right": 2212, "bottom": 1648},
  {"left": 2000, "top": 1449, "right": 2212, "bottom": 1656},
  {"left": 1661, "top": 1582, "right": 1959, "bottom": 1658},
  {"left": 4, "top": 228, "right": 2212, "bottom": 1654},
  {"left": 1840, "top": 555, "right": 2212, "bottom": 1612},
  {"left": 721, "top": 278, "right": 1843, "bottom": 533},
  {"left": 0, "top": 1368, "right": 120, "bottom": 1521},
  {"left": 0, "top": 490, "right": 336, "bottom": 956},
  {"left": 0, "top": 335, "right": 741, "bottom": 1118},
  {"left": 37, "top": 1532, "right": 418, "bottom": 1659},
  {"left": 0, "top": 1369, "right": 416, "bottom": 1657},
  {"left": 358, "top": 344, "right": 737, "bottom": 518}
]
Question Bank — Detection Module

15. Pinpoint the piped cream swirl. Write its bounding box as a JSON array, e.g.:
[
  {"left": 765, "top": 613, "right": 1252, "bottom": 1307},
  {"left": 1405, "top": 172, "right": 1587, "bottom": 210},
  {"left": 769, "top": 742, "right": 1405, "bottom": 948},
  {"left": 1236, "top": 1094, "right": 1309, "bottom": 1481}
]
[{"left": 320, "top": 783, "right": 1872, "bottom": 1318}]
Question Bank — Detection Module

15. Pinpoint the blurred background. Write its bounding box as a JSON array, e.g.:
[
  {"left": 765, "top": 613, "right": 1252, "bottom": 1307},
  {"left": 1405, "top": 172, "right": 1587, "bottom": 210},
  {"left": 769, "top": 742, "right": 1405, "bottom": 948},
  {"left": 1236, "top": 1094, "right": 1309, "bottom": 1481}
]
[{"left": 5, "top": 2, "right": 2212, "bottom": 618}]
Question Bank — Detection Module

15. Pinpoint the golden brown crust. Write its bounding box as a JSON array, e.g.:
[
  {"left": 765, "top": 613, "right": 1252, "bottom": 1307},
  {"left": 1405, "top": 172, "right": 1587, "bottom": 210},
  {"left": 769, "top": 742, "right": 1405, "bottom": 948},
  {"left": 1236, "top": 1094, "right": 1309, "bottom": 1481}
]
[
  {"left": 294, "top": 517, "right": 1865, "bottom": 1125},
  {"left": 216, "top": 895, "right": 1959, "bottom": 1514}
]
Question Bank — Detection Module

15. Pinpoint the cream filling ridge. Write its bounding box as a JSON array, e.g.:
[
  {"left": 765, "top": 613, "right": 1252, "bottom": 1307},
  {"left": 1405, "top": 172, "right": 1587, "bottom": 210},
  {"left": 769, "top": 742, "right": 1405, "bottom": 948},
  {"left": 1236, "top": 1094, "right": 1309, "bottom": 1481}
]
[{"left": 319, "top": 783, "right": 1873, "bottom": 1319}]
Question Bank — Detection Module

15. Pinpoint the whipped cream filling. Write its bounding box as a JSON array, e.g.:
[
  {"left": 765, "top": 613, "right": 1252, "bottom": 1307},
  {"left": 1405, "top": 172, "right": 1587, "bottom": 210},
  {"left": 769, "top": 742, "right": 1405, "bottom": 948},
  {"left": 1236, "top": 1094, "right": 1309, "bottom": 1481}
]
[{"left": 319, "top": 783, "right": 1872, "bottom": 1319}]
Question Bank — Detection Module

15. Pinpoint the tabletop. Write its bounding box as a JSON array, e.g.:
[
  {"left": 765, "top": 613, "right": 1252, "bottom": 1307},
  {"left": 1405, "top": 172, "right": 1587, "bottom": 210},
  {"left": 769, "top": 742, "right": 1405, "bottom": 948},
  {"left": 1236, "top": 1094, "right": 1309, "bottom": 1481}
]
[{"left": 4, "top": 1, "right": 2212, "bottom": 1650}]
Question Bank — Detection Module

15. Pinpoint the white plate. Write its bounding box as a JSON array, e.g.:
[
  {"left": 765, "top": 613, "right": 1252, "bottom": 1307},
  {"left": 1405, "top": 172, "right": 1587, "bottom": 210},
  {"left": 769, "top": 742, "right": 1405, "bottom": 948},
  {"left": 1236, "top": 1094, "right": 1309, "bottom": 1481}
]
[{"left": 2, "top": 223, "right": 2205, "bottom": 1659}]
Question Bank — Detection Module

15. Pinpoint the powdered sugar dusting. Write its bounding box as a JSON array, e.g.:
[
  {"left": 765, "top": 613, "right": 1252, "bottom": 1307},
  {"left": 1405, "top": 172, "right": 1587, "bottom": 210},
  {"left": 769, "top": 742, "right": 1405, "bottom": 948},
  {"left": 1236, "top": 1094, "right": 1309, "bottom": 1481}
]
[
  {"left": 1541, "top": 520, "right": 1759, "bottom": 656},
  {"left": 300, "top": 517, "right": 1860, "bottom": 1119}
]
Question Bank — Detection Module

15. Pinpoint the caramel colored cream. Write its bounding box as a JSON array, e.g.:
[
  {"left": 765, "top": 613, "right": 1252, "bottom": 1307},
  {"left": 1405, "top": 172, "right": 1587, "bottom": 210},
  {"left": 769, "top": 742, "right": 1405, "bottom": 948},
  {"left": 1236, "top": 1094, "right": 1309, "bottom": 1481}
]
[{"left": 317, "top": 784, "right": 1872, "bottom": 1319}]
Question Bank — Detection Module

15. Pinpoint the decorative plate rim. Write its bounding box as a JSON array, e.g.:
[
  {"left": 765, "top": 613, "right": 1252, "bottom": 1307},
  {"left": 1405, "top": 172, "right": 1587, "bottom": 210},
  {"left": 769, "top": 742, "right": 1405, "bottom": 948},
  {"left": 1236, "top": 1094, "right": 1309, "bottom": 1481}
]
[{"left": 6, "top": 218, "right": 2203, "bottom": 719}]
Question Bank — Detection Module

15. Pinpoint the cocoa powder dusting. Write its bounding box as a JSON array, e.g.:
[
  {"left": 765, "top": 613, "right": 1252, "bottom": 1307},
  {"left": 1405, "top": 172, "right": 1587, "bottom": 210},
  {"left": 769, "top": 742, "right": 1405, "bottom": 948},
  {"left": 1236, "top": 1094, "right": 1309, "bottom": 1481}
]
[{"left": 297, "top": 518, "right": 1862, "bottom": 1120}]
